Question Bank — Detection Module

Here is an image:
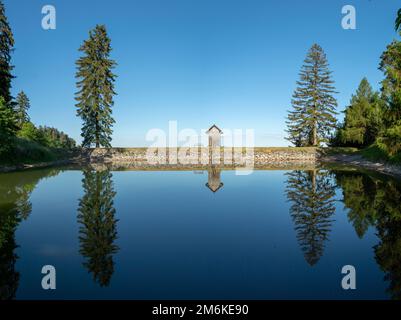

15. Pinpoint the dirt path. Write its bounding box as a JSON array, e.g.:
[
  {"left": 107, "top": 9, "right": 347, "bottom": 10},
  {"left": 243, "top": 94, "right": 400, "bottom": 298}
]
[{"left": 320, "top": 153, "right": 401, "bottom": 179}]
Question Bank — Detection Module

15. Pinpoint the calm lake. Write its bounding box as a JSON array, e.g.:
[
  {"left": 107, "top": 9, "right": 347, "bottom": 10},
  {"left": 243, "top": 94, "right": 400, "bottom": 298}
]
[{"left": 0, "top": 166, "right": 400, "bottom": 300}]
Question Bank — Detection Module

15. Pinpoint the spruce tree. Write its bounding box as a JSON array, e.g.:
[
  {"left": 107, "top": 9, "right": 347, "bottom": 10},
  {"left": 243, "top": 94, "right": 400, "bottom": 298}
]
[
  {"left": 14, "top": 91, "right": 30, "bottom": 128},
  {"left": 75, "top": 25, "right": 117, "bottom": 148},
  {"left": 0, "top": 96, "right": 16, "bottom": 156},
  {"left": 286, "top": 44, "right": 338, "bottom": 146},
  {"left": 396, "top": 8, "right": 401, "bottom": 33},
  {"left": 379, "top": 31, "right": 401, "bottom": 156},
  {"left": 336, "top": 78, "right": 384, "bottom": 147},
  {"left": 0, "top": 0, "right": 14, "bottom": 105}
]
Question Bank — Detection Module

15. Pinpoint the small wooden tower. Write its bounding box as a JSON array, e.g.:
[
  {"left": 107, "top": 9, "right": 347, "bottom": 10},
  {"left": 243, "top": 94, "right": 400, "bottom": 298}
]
[
  {"left": 205, "top": 167, "right": 224, "bottom": 193},
  {"left": 206, "top": 124, "right": 223, "bottom": 148}
]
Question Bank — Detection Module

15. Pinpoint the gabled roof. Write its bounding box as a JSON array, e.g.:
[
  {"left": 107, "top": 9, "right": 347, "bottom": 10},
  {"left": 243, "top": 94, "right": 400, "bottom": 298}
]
[
  {"left": 206, "top": 124, "right": 223, "bottom": 134},
  {"left": 205, "top": 182, "right": 224, "bottom": 193}
]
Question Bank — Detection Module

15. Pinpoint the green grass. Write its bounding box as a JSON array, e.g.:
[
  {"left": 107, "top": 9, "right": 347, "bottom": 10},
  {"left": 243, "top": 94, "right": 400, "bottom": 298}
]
[
  {"left": 360, "top": 144, "right": 389, "bottom": 162},
  {"left": 360, "top": 143, "right": 401, "bottom": 164},
  {"left": 318, "top": 147, "right": 360, "bottom": 156},
  {"left": 0, "top": 138, "right": 76, "bottom": 166}
]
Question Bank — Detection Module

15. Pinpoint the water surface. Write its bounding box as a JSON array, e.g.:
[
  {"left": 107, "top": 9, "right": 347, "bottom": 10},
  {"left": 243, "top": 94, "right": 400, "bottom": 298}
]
[{"left": 0, "top": 166, "right": 400, "bottom": 300}]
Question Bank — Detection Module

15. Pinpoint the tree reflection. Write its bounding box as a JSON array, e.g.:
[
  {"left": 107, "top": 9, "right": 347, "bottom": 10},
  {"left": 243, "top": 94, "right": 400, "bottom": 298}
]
[
  {"left": 0, "top": 168, "right": 60, "bottom": 300},
  {"left": 335, "top": 172, "right": 379, "bottom": 238},
  {"left": 285, "top": 170, "right": 336, "bottom": 266},
  {"left": 335, "top": 171, "right": 401, "bottom": 300},
  {"left": 78, "top": 170, "right": 119, "bottom": 287}
]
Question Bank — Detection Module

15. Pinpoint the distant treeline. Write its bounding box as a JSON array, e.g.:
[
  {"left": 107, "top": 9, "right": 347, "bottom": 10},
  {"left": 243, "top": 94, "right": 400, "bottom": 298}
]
[{"left": 286, "top": 9, "right": 401, "bottom": 163}]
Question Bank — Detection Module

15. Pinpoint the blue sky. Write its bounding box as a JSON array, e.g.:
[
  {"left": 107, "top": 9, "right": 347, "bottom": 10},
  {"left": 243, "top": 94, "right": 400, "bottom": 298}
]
[{"left": 4, "top": 0, "right": 401, "bottom": 146}]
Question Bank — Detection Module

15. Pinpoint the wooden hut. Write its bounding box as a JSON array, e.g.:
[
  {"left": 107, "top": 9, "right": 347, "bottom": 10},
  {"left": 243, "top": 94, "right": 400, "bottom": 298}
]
[
  {"left": 205, "top": 167, "right": 224, "bottom": 193},
  {"left": 206, "top": 124, "right": 223, "bottom": 148}
]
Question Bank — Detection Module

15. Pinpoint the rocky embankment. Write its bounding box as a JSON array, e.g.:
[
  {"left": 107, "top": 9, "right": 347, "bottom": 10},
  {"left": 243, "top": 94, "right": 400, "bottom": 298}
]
[
  {"left": 84, "top": 147, "right": 318, "bottom": 169},
  {"left": 3, "top": 148, "right": 401, "bottom": 178}
]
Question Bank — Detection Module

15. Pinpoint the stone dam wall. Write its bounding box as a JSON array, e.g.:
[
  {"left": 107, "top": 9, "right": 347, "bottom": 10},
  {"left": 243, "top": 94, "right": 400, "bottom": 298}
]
[{"left": 83, "top": 148, "right": 319, "bottom": 169}]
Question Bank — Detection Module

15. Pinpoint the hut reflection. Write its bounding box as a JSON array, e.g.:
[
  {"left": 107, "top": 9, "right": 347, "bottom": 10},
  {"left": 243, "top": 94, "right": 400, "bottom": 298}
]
[{"left": 205, "top": 167, "right": 224, "bottom": 193}]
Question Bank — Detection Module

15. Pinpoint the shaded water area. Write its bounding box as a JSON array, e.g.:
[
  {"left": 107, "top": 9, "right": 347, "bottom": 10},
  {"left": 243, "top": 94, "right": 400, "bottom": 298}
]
[{"left": 0, "top": 165, "right": 401, "bottom": 299}]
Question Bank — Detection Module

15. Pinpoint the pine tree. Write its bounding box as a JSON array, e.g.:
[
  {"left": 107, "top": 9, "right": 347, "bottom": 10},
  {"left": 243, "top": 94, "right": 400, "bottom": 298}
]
[
  {"left": 75, "top": 25, "right": 117, "bottom": 148},
  {"left": 286, "top": 44, "right": 338, "bottom": 146},
  {"left": 0, "top": 96, "right": 17, "bottom": 156},
  {"left": 14, "top": 91, "right": 30, "bottom": 128},
  {"left": 379, "top": 32, "right": 401, "bottom": 156},
  {"left": 396, "top": 8, "right": 401, "bottom": 33},
  {"left": 336, "top": 78, "right": 384, "bottom": 147},
  {"left": 0, "top": 0, "right": 14, "bottom": 105},
  {"left": 77, "top": 170, "right": 119, "bottom": 287}
]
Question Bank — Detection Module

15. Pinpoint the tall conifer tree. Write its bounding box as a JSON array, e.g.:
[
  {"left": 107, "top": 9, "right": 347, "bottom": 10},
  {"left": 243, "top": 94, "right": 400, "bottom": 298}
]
[
  {"left": 286, "top": 44, "right": 338, "bottom": 146},
  {"left": 0, "top": 97, "right": 16, "bottom": 156},
  {"left": 75, "top": 25, "right": 117, "bottom": 148},
  {"left": 14, "top": 91, "right": 30, "bottom": 128},
  {"left": 379, "top": 28, "right": 401, "bottom": 155},
  {"left": 336, "top": 78, "right": 383, "bottom": 147},
  {"left": 0, "top": 0, "right": 14, "bottom": 104}
]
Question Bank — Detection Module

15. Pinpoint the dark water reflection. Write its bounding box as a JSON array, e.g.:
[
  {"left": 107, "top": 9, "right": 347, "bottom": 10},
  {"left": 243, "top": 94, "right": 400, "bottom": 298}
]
[
  {"left": 1, "top": 166, "right": 401, "bottom": 299},
  {"left": 78, "top": 170, "right": 119, "bottom": 287}
]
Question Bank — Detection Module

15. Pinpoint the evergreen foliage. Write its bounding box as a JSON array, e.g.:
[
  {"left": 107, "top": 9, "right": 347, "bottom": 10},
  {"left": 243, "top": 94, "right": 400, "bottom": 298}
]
[
  {"left": 0, "top": 0, "right": 14, "bottom": 105},
  {"left": 0, "top": 96, "right": 17, "bottom": 157},
  {"left": 37, "top": 126, "right": 76, "bottom": 149},
  {"left": 286, "top": 44, "right": 338, "bottom": 146},
  {"left": 378, "top": 34, "right": 401, "bottom": 156},
  {"left": 333, "top": 78, "right": 384, "bottom": 147},
  {"left": 75, "top": 25, "right": 117, "bottom": 148},
  {"left": 14, "top": 91, "right": 30, "bottom": 128},
  {"left": 17, "top": 122, "right": 76, "bottom": 150}
]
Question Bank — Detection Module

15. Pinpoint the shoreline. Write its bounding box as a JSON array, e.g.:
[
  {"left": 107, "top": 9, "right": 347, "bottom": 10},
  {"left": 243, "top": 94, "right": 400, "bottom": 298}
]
[
  {"left": 1, "top": 148, "right": 401, "bottom": 179},
  {"left": 319, "top": 153, "right": 401, "bottom": 179}
]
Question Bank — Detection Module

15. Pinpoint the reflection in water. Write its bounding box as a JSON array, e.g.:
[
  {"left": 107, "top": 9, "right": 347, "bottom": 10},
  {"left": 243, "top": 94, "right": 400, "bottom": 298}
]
[
  {"left": 335, "top": 171, "right": 401, "bottom": 300},
  {"left": 77, "top": 170, "right": 119, "bottom": 287},
  {"left": 0, "top": 169, "right": 60, "bottom": 300},
  {"left": 205, "top": 167, "right": 223, "bottom": 193},
  {"left": 285, "top": 170, "right": 336, "bottom": 266},
  {"left": 2, "top": 166, "right": 401, "bottom": 299},
  {"left": 335, "top": 172, "right": 378, "bottom": 238}
]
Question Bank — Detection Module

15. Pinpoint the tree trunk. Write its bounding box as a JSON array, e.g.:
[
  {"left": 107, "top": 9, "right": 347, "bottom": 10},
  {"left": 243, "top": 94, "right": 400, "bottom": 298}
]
[
  {"left": 312, "top": 122, "right": 317, "bottom": 146},
  {"left": 95, "top": 119, "right": 100, "bottom": 148}
]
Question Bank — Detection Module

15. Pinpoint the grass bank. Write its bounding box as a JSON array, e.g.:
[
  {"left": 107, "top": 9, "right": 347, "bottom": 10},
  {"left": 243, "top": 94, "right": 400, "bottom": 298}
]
[{"left": 0, "top": 138, "right": 78, "bottom": 167}]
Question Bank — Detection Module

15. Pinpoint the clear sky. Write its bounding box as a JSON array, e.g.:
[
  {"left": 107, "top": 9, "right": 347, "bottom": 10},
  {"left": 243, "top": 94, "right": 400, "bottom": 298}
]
[{"left": 4, "top": 0, "right": 401, "bottom": 146}]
